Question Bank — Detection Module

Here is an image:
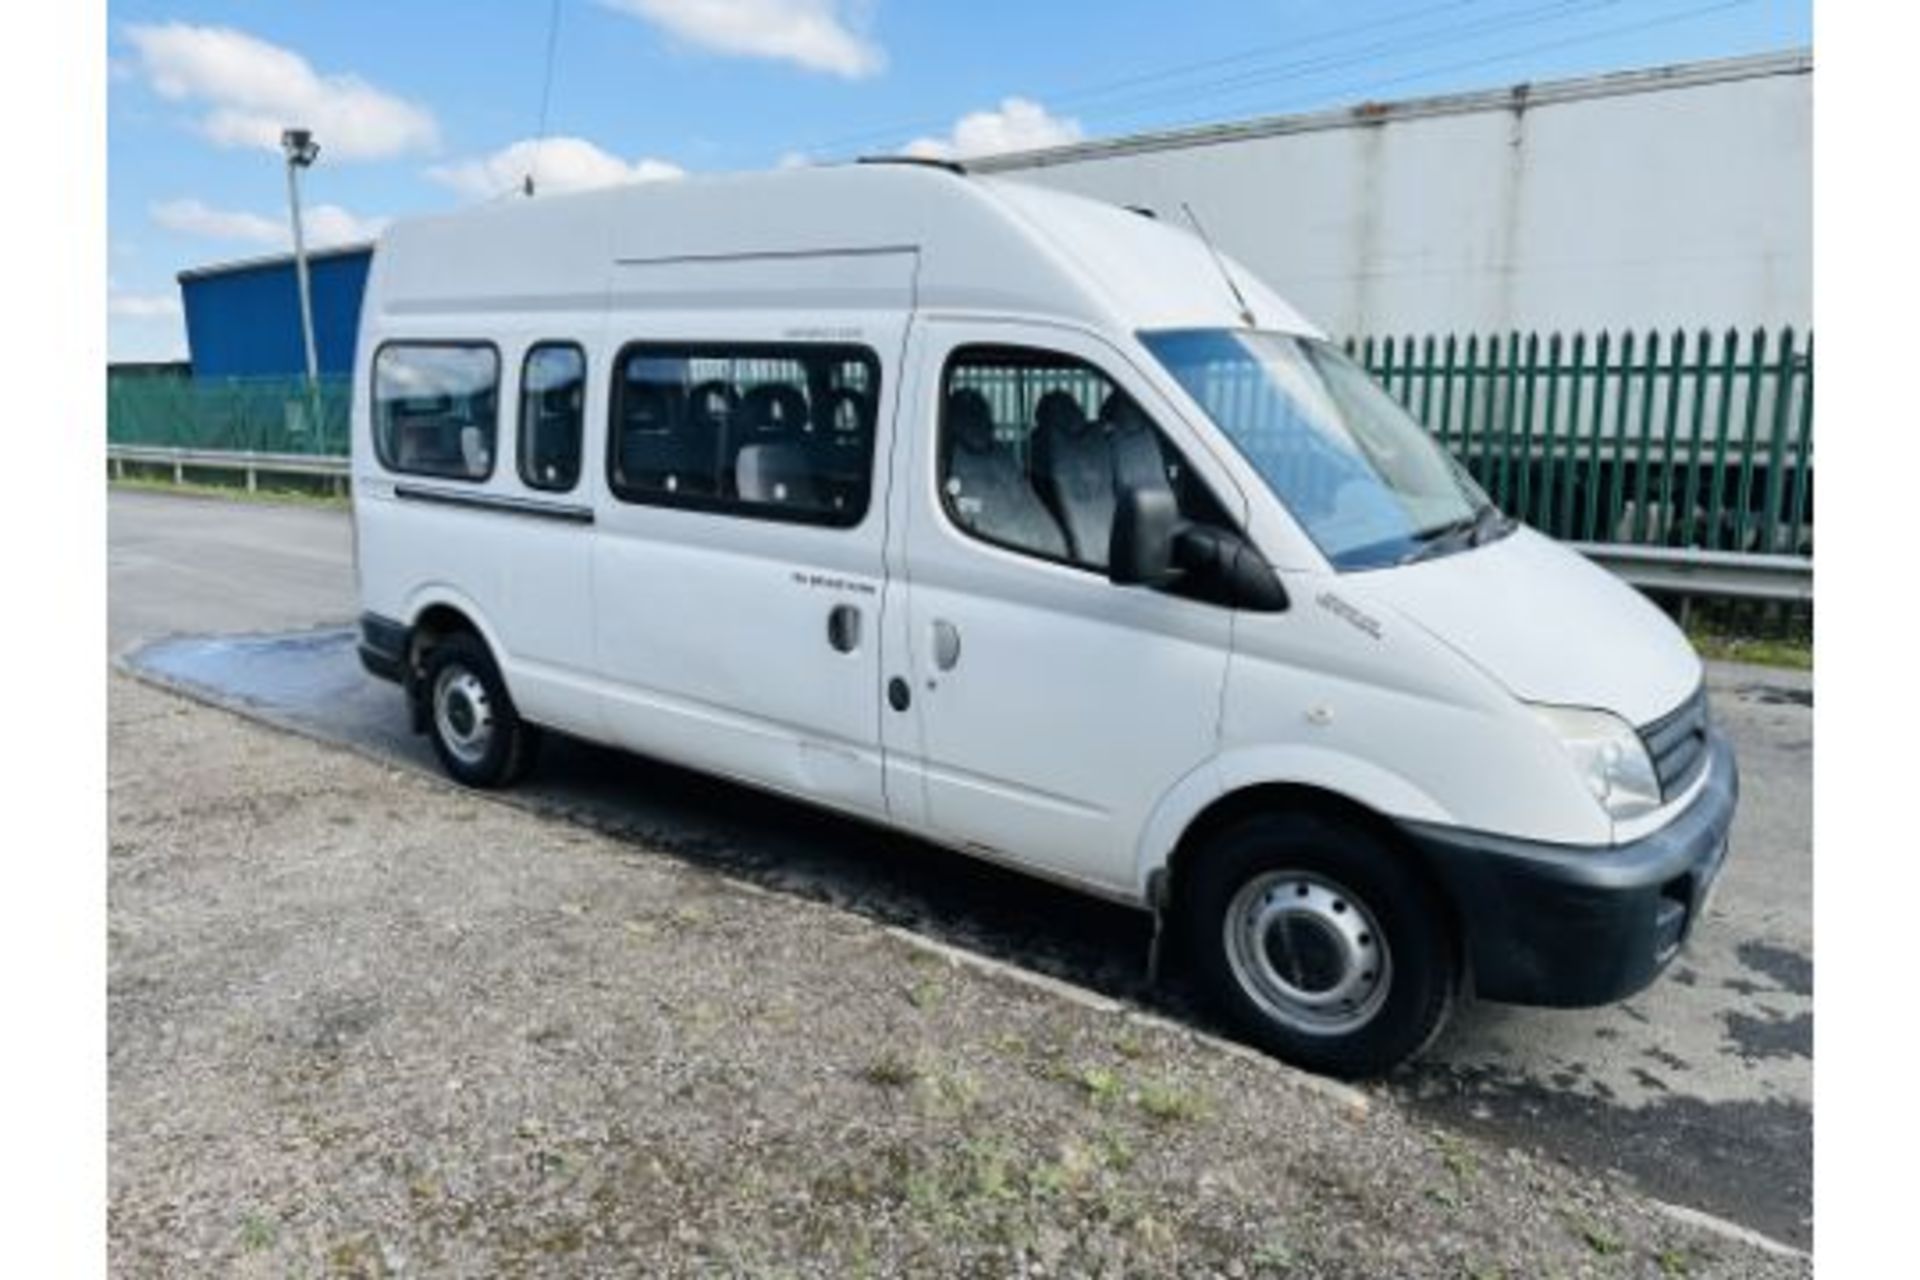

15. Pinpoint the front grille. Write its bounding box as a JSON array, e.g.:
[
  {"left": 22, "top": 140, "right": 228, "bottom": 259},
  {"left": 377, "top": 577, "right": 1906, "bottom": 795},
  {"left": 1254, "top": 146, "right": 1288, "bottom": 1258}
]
[{"left": 1639, "top": 684, "right": 1711, "bottom": 800}]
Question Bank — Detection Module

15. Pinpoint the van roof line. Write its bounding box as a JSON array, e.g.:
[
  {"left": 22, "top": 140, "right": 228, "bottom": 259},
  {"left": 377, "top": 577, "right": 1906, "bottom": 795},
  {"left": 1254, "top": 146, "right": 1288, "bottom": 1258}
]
[{"left": 854, "top": 155, "right": 968, "bottom": 177}]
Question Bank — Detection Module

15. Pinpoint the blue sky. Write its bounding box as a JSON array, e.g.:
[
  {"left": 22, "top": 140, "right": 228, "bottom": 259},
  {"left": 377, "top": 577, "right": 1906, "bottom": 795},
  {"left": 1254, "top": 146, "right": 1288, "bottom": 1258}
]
[{"left": 107, "top": 0, "right": 1811, "bottom": 359}]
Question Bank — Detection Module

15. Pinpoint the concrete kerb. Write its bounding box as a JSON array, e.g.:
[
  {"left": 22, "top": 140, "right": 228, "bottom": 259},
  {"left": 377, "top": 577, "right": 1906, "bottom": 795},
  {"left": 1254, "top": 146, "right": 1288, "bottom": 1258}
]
[
  {"left": 1649, "top": 1199, "right": 1812, "bottom": 1264},
  {"left": 881, "top": 924, "right": 1373, "bottom": 1120}
]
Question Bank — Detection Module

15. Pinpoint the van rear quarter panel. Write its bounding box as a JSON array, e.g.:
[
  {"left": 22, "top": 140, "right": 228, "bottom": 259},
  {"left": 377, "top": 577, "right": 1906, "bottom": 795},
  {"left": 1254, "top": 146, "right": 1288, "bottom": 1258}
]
[{"left": 353, "top": 291, "right": 609, "bottom": 738}]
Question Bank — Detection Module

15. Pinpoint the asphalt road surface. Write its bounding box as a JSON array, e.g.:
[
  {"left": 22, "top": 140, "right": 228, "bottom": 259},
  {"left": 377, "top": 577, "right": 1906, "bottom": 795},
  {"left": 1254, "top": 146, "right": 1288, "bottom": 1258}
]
[{"left": 108, "top": 488, "right": 1813, "bottom": 1248}]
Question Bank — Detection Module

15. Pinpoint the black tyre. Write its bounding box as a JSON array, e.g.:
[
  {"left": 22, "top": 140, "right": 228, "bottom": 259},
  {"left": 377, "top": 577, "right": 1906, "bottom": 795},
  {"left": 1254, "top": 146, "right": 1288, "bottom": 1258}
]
[
  {"left": 421, "top": 631, "right": 538, "bottom": 789},
  {"left": 1179, "top": 811, "right": 1456, "bottom": 1078}
]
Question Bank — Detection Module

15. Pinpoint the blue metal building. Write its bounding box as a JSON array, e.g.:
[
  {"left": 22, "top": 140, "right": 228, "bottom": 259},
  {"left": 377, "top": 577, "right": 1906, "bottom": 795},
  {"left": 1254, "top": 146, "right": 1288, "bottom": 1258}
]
[{"left": 177, "top": 243, "right": 374, "bottom": 379}]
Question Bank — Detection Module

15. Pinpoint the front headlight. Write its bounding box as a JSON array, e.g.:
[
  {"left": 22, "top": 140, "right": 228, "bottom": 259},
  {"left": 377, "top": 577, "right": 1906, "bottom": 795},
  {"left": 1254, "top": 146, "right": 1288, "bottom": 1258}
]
[{"left": 1532, "top": 704, "right": 1662, "bottom": 821}]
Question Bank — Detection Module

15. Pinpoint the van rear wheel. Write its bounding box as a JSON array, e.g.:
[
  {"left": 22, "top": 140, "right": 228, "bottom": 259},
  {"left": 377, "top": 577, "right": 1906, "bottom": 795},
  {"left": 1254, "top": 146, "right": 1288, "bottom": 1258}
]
[
  {"left": 421, "top": 632, "right": 537, "bottom": 789},
  {"left": 1181, "top": 811, "right": 1455, "bottom": 1078}
]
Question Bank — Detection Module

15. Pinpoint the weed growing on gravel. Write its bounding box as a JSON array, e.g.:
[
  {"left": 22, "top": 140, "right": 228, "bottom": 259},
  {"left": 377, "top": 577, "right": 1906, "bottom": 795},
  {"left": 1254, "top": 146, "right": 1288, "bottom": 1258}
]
[
  {"left": 1251, "top": 1232, "right": 1295, "bottom": 1269},
  {"left": 237, "top": 1214, "right": 276, "bottom": 1251},
  {"left": 1577, "top": 1220, "right": 1623, "bottom": 1256},
  {"left": 913, "top": 1066, "right": 983, "bottom": 1118},
  {"left": 1657, "top": 1244, "right": 1700, "bottom": 1276},
  {"left": 1434, "top": 1129, "right": 1480, "bottom": 1181},
  {"left": 1075, "top": 1064, "right": 1122, "bottom": 1105},
  {"left": 906, "top": 977, "right": 944, "bottom": 1010},
  {"left": 1135, "top": 1078, "right": 1207, "bottom": 1124},
  {"left": 863, "top": 1050, "right": 920, "bottom": 1088}
]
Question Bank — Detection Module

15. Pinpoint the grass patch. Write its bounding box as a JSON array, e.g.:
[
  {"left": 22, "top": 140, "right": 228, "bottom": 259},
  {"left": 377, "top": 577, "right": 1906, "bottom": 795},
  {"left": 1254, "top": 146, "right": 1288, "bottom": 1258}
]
[
  {"left": 111, "top": 472, "right": 349, "bottom": 509},
  {"left": 1688, "top": 627, "right": 1812, "bottom": 671}
]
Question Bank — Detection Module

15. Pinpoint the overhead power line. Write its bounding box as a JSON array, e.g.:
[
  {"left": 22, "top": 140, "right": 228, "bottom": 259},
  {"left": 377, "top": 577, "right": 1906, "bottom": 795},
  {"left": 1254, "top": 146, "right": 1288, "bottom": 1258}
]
[
  {"left": 803, "top": 0, "right": 1619, "bottom": 159},
  {"left": 805, "top": 0, "right": 1493, "bottom": 154},
  {"left": 1146, "top": 0, "right": 1761, "bottom": 133}
]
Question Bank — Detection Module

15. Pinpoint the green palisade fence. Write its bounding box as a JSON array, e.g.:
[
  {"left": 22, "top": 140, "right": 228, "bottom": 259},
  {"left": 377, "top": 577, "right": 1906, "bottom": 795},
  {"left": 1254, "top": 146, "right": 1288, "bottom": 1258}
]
[
  {"left": 107, "top": 374, "right": 353, "bottom": 457},
  {"left": 1348, "top": 327, "right": 1814, "bottom": 556}
]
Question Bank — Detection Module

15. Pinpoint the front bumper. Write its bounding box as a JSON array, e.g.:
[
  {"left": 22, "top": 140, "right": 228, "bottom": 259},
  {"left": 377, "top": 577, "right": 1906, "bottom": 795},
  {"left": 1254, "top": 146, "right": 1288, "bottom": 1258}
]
[{"left": 1401, "top": 729, "right": 1738, "bottom": 1007}]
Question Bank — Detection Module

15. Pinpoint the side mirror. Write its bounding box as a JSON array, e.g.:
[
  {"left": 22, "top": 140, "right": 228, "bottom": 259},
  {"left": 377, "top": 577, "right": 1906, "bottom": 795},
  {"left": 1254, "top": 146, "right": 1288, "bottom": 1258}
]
[
  {"left": 1108, "top": 485, "right": 1179, "bottom": 587},
  {"left": 1172, "top": 524, "right": 1290, "bottom": 613}
]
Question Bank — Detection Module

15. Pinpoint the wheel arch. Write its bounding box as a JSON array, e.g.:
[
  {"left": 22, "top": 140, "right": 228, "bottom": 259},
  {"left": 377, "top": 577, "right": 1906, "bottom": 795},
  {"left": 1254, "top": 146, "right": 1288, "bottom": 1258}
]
[
  {"left": 1152, "top": 778, "right": 1469, "bottom": 992},
  {"left": 403, "top": 586, "right": 506, "bottom": 671},
  {"left": 397, "top": 588, "right": 510, "bottom": 731}
]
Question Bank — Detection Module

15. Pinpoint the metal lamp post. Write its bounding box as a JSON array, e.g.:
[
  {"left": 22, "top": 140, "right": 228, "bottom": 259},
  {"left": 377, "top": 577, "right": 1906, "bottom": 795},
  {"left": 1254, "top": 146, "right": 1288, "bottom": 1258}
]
[{"left": 281, "top": 128, "right": 322, "bottom": 395}]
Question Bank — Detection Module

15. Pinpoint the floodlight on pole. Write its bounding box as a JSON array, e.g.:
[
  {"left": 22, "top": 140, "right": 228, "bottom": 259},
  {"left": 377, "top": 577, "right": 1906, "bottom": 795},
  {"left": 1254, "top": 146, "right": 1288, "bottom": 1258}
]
[{"left": 281, "top": 128, "right": 322, "bottom": 394}]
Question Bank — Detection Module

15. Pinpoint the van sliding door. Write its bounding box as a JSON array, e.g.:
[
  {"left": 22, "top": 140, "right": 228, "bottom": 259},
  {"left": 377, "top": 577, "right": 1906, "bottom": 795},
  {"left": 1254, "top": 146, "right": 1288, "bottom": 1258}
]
[{"left": 590, "top": 250, "right": 917, "bottom": 823}]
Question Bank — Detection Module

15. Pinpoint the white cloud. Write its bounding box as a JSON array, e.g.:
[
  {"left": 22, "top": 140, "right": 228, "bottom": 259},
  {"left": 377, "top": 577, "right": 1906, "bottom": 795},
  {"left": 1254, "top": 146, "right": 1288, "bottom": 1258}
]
[
  {"left": 107, "top": 289, "right": 183, "bottom": 320},
  {"left": 601, "top": 0, "right": 883, "bottom": 79},
  {"left": 428, "top": 137, "right": 686, "bottom": 202},
  {"left": 903, "top": 97, "right": 1083, "bottom": 160},
  {"left": 150, "top": 198, "right": 281, "bottom": 244},
  {"left": 151, "top": 197, "right": 387, "bottom": 249},
  {"left": 124, "top": 23, "right": 439, "bottom": 160},
  {"left": 302, "top": 205, "right": 389, "bottom": 246}
]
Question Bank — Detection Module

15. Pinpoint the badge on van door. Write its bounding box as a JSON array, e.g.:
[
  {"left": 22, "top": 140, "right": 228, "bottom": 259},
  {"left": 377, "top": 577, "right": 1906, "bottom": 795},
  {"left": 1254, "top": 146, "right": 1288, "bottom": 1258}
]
[
  {"left": 1315, "top": 591, "right": 1383, "bottom": 641},
  {"left": 791, "top": 570, "right": 878, "bottom": 596}
]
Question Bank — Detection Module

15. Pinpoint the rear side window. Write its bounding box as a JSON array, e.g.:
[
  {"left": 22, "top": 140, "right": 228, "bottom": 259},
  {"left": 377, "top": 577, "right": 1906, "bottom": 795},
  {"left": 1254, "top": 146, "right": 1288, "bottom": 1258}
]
[
  {"left": 608, "top": 343, "right": 879, "bottom": 527},
  {"left": 372, "top": 342, "right": 500, "bottom": 481},
  {"left": 940, "top": 346, "right": 1231, "bottom": 571},
  {"left": 518, "top": 343, "right": 585, "bottom": 492}
]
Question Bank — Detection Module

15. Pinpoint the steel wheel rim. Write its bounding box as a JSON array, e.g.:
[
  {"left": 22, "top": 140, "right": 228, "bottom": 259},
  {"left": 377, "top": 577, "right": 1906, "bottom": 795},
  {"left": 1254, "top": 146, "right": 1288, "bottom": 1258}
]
[
  {"left": 1224, "top": 871, "right": 1392, "bottom": 1037},
  {"left": 432, "top": 665, "right": 495, "bottom": 767}
]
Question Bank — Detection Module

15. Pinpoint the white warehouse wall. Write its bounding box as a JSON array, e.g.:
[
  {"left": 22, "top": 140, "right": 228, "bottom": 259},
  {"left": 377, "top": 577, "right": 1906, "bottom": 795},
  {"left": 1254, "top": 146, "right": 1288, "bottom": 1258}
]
[{"left": 975, "top": 52, "right": 1811, "bottom": 338}]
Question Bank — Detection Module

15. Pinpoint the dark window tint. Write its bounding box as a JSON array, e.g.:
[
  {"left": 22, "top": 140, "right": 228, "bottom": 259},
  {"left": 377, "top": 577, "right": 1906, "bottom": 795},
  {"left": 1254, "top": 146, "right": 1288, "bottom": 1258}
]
[
  {"left": 373, "top": 343, "right": 499, "bottom": 481},
  {"left": 940, "top": 346, "right": 1230, "bottom": 571},
  {"left": 608, "top": 344, "right": 879, "bottom": 526},
  {"left": 518, "top": 343, "right": 585, "bottom": 492}
]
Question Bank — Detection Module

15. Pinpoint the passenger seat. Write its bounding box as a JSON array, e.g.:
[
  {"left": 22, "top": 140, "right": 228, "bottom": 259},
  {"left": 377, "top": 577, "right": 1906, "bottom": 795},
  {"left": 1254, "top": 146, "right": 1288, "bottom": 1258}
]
[
  {"left": 1031, "top": 390, "right": 1115, "bottom": 566},
  {"left": 944, "top": 389, "right": 1068, "bottom": 558}
]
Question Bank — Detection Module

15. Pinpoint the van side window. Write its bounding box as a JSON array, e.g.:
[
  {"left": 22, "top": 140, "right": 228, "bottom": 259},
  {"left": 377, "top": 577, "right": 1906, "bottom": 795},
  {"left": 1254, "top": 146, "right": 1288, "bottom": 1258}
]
[
  {"left": 372, "top": 342, "right": 500, "bottom": 481},
  {"left": 518, "top": 343, "right": 586, "bottom": 492},
  {"left": 608, "top": 343, "right": 879, "bottom": 527},
  {"left": 940, "top": 346, "right": 1230, "bottom": 571}
]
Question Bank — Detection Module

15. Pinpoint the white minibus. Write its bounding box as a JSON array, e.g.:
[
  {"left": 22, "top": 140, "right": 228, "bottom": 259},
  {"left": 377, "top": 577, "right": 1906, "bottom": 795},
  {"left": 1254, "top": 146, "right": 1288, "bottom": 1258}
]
[{"left": 351, "top": 160, "right": 1735, "bottom": 1076}]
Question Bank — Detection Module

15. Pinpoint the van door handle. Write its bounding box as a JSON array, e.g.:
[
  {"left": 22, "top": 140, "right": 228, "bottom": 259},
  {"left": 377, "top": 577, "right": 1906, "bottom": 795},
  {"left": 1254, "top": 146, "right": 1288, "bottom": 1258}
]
[
  {"left": 827, "top": 604, "right": 862, "bottom": 653},
  {"left": 932, "top": 619, "right": 962, "bottom": 671}
]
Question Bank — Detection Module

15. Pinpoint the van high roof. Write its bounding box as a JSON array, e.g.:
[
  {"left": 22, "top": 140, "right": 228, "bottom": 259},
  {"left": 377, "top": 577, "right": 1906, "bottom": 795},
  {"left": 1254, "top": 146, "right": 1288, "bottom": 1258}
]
[{"left": 370, "top": 161, "right": 1314, "bottom": 338}]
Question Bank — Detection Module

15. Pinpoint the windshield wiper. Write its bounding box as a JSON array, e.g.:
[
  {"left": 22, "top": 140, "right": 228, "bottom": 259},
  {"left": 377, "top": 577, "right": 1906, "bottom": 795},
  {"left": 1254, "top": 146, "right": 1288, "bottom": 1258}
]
[
  {"left": 1400, "top": 502, "right": 1503, "bottom": 564},
  {"left": 1468, "top": 501, "right": 1514, "bottom": 546}
]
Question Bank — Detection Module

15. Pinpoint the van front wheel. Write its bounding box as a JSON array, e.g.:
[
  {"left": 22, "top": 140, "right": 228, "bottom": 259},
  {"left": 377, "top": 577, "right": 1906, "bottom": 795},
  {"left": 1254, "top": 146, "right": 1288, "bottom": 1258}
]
[
  {"left": 1181, "top": 812, "right": 1456, "bottom": 1078},
  {"left": 422, "top": 632, "right": 537, "bottom": 789}
]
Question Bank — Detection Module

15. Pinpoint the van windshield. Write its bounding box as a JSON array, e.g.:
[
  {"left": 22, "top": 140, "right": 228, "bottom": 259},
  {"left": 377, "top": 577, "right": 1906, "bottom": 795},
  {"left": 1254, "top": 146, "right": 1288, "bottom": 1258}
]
[{"left": 1142, "top": 329, "right": 1498, "bottom": 570}]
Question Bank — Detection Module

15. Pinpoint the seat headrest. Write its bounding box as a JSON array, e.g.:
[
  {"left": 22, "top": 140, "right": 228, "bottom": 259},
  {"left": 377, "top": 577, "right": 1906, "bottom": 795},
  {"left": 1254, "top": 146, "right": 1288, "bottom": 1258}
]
[
  {"left": 686, "top": 379, "right": 738, "bottom": 429},
  {"left": 741, "top": 383, "right": 809, "bottom": 436},
  {"left": 1098, "top": 390, "right": 1147, "bottom": 432},
  {"left": 946, "top": 388, "right": 997, "bottom": 453},
  {"left": 1035, "top": 389, "right": 1090, "bottom": 437},
  {"left": 822, "top": 387, "right": 872, "bottom": 438}
]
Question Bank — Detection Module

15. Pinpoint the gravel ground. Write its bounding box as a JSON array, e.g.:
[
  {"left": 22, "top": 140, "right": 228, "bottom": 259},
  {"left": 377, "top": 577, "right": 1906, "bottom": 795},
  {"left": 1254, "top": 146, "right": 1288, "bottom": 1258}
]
[{"left": 108, "top": 674, "right": 1808, "bottom": 1278}]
